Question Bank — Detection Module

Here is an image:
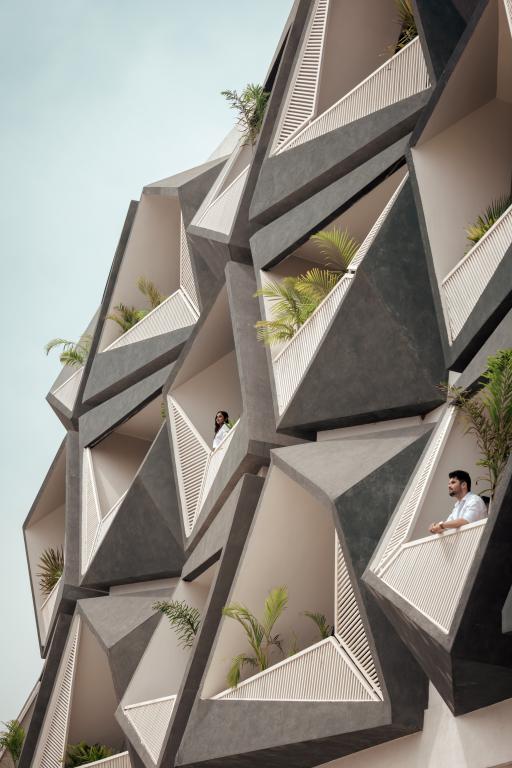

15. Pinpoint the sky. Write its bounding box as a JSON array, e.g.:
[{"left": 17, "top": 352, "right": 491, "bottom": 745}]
[{"left": 0, "top": 0, "right": 294, "bottom": 722}]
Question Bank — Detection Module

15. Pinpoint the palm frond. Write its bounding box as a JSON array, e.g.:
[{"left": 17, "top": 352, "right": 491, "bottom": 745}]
[
  {"left": 44, "top": 335, "right": 91, "bottom": 367},
  {"left": 226, "top": 653, "right": 258, "bottom": 688},
  {"left": 466, "top": 194, "right": 512, "bottom": 248},
  {"left": 254, "top": 319, "right": 297, "bottom": 345},
  {"left": 304, "top": 611, "right": 333, "bottom": 640},
  {"left": 137, "top": 277, "right": 165, "bottom": 309},
  {"left": 295, "top": 268, "right": 340, "bottom": 304},
  {"left": 153, "top": 600, "right": 201, "bottom": 649},
  {"left": 107, "top": 304, "right": 147, "bottom": 332},
  {"left": 65, "top": 742, "right": 114, "bottom": 767},
  {"left": 37, "top": 547, "right": 64, "bottom": 597},
  {"left": 394, "top": 0, "right": 417, "bottom": 50},
  {"left": 310, "top": 228, "right": 360, "bottom": 271},
  {"left": 222, "top": 83, "right": 269, "bottom": 145},
  {"left": 262, "top": 586, "right": 288, "bottom": 638},
  {"left": 0, "top": 720, "right": 24, "bottom": 766}
]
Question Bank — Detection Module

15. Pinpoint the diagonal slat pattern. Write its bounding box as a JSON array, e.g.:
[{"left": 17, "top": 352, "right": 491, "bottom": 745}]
[{"left": 124, "top": 696, "right": 176, "bottom": 765}]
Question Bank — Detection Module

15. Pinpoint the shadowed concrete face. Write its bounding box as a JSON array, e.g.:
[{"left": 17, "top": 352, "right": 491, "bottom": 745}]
[
  {"left": 414, "top": 0, "right": 477, "bottom": 81},
  {"left": 273, "top": 179, "right": 446, "bottom": 434},
  {"left": 175, "top": 425, "right": 431, "bottom": 768},
  {"left": 81, "top": 425, "right": 185, "bottom": 589}
]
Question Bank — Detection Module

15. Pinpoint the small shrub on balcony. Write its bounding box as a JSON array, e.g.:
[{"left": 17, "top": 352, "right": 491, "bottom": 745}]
[
  {"left": 107, "top": 276, "right": 165, "bottom": 333},
  {"left": 394, "top": 0, "right": 417, "bottom": 51},
  {"left": 304, "top": 611, "right": 333, "bottom": 639},
  {"left": 465, "top": 193, "right": 512, "bottom": 250},
  {"left": 0, "top": 720, "right": 24, "bottom": 767},
  {"left": 153, "top": 600, "right": 201, "bottom": 649},
  {"left": 44, "top": 335, "right": 91, "bottom": 368},
  {"left": 37, "top": 546, "right": 64, "bottom": 597},
  {"left": 221, "top": 84, "right": 270, "bottom": 146},
  {"left": 65, "top": 742, "right": 115, "bottom": 766},
  {"left": 445, "top": 349, "right": 512, "bottom": 496}
]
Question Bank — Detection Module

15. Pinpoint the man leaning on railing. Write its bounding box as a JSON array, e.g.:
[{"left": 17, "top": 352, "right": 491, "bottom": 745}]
[{"left": 429, "top": 470, "right": 487, "bottom": 534}]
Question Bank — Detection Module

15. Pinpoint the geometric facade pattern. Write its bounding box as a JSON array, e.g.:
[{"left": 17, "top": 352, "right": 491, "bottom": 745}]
[{"left": 13, "top": 2, "right": 512, "bottom": 767}]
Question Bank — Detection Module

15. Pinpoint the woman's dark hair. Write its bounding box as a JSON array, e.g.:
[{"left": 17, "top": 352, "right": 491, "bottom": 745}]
[
  {"left": 214, "top": 411, "right": 229, "bottom": 433},
  {"left": 449, "top": 469, "right": 472, "bottom": 491}
]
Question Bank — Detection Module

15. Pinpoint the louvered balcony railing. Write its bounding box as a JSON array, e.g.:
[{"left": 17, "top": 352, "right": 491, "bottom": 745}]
[
  {"left": 40, "top": 576, "right": 62, "bottom": 638},
  {"left": 51, "top": 367, "right": 84, "bottom": 411},
  {"left": 169, "top": 397, "right": 239, "bottom": 537},
  {"left": 194, "top": 165, "right": 250, "bottom": 235},
  {"left": 179, "top": 213, "right": 199, "bottom": 313},
  {"left": 86, "top": 753, "right": 131, "bottom": 768},
  {"left": 276, "top": 36, "right": 430, "bottom": 154},
  {"left": 103, "top": 289, "right": 198, "bottom": 353},
  {"left": 442, "top": 202, "right": 512, "bottom": 341},
  {"left": 123, "top": 695, "right": 176, "bottom": 765},
  {"left": 379, "top": 520, "right": 487, "bottom": 632},
  {"left": 372, "top": 406, "right": 456, "bottom": 576},
  {"left": 271, "top": 175, "right": 407, "bottom": 415}
]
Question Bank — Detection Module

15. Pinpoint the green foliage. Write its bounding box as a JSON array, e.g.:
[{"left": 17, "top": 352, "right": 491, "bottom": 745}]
[
  {"left": 444, "top": 349, "right": 512, "bottom": 496},
  {"left": 394, "top": 0, "right": 418, "bottom": 51},
  {"left": 222, "top": 586, "right": 288, "bottom": 687},
  {"left": 310, "top": 228, "right": 360, "bottom": 272},
  {"left": 466, "top": 194, "right": 512, "bottom": 249},
  {"left": 0, "top": 720, "right": 25, "bottom": 766},
  {"left": 153, "top": 600, "right": 201, "bottom": 649},
  {"left": 304, "top": 611, "right": 333, "bottom": 640},
  {"left": 108, "top": 277, "right": 165, "bottom": 332},
  {"left": 44, "top": 335, "right": 92, "bottom": 368},
  {"left": 65, "top": 742, "right": 114, "bottom": 767},
  {"left": 37, "top": 547, "right": 64, "bottom": 597},
  {"left": 221, "top": 83, "right": 270, "bottom": 145}
]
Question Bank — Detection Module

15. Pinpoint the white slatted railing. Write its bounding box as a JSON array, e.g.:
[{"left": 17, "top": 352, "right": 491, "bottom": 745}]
[
  {"left": 179, "top": 214, "right": 200, "bottom": 313},
  {"left": 81, "top": 450, "right": 128, "bottom": 574},
  {"left": 86, "top": 754, "right": 131, "bottom": 768},
  {"left": 335, "top": 537, "right": 381, "bottom": 697},
  {"left": 34, "top": 616, "right": 81, "bottom": 768},
  {"left": 52, "top": 367, "right": 84, "bottom": 412},
  {"left": 379, "top": 520, "right": 487, "bottom": 632},
  {"left": 373, "top": 407, "right": 456, "bottom": 576},
  {"left": 213, "top": 637, "right": 379, "bottom": 701},
  {"left": 272, "top": 0, "right": 330, "bottom": 153},
  {"left": 278, "top": 37, "right": 430, "bottom": 153},
  {"left": 40, "top": 576, "right": 62, "bottom": 638},
  {"left": 103, "top": 289, "right": 198, "bottom": 353},
  {"left": 81, "top": 449, "right": 102, "bottom": 574},
  {"left": 442, "top": 202, "right": 512, "bottom": 341},
  {"left": 169, "top": 398, "right": 239, "bottom": 537},
  {"left": 271, "top": 177, "right": 407, "bottom": 415},
  {"left": 124, "top": 695, "right": 176, "bottom": 765},
  {"left": 195, "top": 165, "right": 250, "bottom": 235}
]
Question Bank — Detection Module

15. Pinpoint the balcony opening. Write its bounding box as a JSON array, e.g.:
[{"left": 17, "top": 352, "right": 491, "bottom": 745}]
[
  {"left": 120, "top": 564, "right": 218, "bottom": 765},
  {"left": 168, "top": 285, "right": 243, "bottom": 536},
  {"left": 33, "top": 616, "right": 127, "bottom": 767},
  {"left": 257, "top": 168, "right": 407, "bottom": 412},
  {"left": 273, "top": 0, "right": 429, "bottom": 153},
  {"left": 98, "top": 193, "right": 199, "bottom": 353},
  {"left": 411, "top": 0, "right": 512, "bottom": 340},
  {"left": 372, "top": 405, "right": 490, "bottom": 632},
  {"left": 24, "top": 445, "right": 66, "bottom": 644},
  {"left": 202, "top": 464, "right": 382, "bottom": 701},
  {"left": 81, "top": 397, "right": 163, "bottom": 574}
]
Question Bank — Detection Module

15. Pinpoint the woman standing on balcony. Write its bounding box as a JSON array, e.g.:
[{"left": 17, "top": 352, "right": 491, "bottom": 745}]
[{"left": 213, "top": 410, "right": 231, "bottom": 449}]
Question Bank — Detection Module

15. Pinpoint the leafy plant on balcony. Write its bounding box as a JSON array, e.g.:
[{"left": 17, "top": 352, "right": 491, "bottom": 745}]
[
  {"left": 394, "top": 0, "right": 418, "bottom": 51},
  {"left": 221, "top": 83, "right": 270, "bottom": 146},
  {"left": 223, "top": 586, "right": 288, "bottom": 687},
  {"left": 44, "top": 334, "right": 92, "bottom": 368},
  {"left": 65, "top": 742, "right": 114, "bottom": 766},
  {"left": 107, "top": 276, "right": 165, "bottom": 332},
  {"left": 0, "top": 720, "right": 24, "bottom": 767},
  {"left": 254, "top": 227, "right": 359, "bottom": 346},
  {"left": 304, "top": 611, "right": 333, "bottom": 640},
  {"left": 153, "top": 600, "right": 201, "bottom": 649},
  {"left": 37, "top": 546, "right": 64, "bottom": 597},
  {"left": 444, "top": 349, "right": 512, "bottom": 496},
  {"left": 465, "top": 193, "right": 512, "bottom": 249}
]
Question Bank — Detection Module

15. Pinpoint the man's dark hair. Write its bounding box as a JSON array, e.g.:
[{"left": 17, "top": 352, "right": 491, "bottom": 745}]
[{"left": 449, "top": 470, "right": 471, "bottom": 491}]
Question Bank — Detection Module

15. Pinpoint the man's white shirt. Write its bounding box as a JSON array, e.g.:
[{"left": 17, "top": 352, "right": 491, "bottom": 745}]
[{"left": 446, "top": 492, "right": 487, "bottom": 523}]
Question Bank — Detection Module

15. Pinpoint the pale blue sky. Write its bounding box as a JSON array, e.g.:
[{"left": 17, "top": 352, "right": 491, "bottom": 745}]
[{"left": 0, "top": 0, "right": 293, "bottom": 721}]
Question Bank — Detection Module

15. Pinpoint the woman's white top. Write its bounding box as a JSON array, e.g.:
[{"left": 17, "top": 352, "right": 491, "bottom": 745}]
[{"left": 213, "top": 423, "right": 231, "bottom": 449}]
